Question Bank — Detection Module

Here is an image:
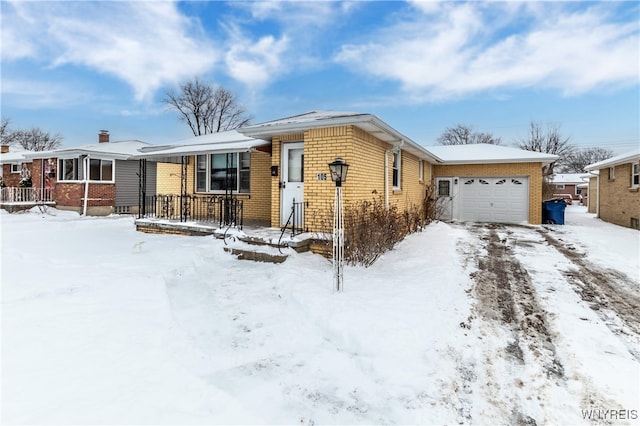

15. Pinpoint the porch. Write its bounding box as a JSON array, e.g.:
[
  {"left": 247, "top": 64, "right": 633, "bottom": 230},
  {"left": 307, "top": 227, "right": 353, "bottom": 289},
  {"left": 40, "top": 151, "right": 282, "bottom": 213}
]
[{"left": 0, "top": 187, "right": 55, "bottom": 212}]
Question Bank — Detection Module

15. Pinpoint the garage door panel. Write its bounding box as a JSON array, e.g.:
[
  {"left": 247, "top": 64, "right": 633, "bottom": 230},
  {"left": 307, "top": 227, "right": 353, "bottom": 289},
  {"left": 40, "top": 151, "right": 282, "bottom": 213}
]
[{"left": 459, "top": 177, "right": 528, "bottom": 223}]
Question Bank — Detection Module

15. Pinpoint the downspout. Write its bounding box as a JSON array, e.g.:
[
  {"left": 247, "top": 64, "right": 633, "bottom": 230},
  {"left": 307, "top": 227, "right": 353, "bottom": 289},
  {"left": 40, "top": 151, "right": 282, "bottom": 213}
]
[
  {"left": 384, "top": 139, "right": 405, "bottom": 210},
  {"left": 83, "top": 155, "right": 90, "bottom": 216}
]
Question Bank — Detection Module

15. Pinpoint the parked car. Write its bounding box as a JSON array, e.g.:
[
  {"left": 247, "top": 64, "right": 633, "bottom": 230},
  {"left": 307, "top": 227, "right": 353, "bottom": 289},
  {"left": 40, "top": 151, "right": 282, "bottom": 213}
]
[{"left": 552, "top": 194, "right": 573, "bottom": 205}]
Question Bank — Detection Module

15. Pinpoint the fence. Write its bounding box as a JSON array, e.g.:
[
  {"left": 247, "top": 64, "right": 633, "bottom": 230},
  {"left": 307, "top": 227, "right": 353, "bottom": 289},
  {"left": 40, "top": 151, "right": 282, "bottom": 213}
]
[
  {"left": 139, "top": 194, "right": 243, "bottom": 228},
  {"left": 0, "top": 187, "right": 52, "bottom": 204}
]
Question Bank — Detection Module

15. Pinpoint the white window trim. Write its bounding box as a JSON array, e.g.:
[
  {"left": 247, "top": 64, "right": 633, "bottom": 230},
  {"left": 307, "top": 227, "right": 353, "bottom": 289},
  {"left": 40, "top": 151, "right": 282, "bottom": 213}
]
[
  {"left": 57, "top": 157, "right": 115, "bottom": 183},
  {"left": 631, "top": 162, "right": 640, "bottom": 188},
  {"left": 11, "top": 163, "right": 20, "bottom": 173},
  {"left": 392, "top": 151, "right": 401, "bottom": 190},
  {"left": 418, "top": 160, "right": 424, "bottom": 182},
  {"left": 194, "top": 152, "right": 250, "bottom": 194},
  {"left": 609, "top": 166, "right": 615, "bottom": 180}
]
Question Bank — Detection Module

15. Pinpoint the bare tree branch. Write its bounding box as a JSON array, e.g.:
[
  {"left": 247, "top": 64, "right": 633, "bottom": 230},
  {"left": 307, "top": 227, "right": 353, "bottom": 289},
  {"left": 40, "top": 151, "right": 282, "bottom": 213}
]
[
  {"left": 562, "top": 147, "right": 614, "bottom": 173},
  {"left": 517, "top": 121, "right": 575, "bottom": 176},
  {"left": 164, "top": 79, "right": 252, "bottom": 136},
  {"left": 11, "top": 128, "right": 63, "bottom": 151},
  {"left": 437, "top": 124, "right": 502, "bottom": 145}
]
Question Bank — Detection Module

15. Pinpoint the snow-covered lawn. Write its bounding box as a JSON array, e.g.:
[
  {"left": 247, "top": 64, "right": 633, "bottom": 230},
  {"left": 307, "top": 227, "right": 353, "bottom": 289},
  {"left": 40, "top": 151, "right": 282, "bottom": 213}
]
[{"left": 1, "top": 205, "right": 638, "bottom": 424}]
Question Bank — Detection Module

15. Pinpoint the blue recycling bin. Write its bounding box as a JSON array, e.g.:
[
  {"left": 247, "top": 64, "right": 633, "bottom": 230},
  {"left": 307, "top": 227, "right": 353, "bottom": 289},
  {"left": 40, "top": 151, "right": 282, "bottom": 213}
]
[{"left": 543, "top": 199, "right": 566, "bottom": 225}]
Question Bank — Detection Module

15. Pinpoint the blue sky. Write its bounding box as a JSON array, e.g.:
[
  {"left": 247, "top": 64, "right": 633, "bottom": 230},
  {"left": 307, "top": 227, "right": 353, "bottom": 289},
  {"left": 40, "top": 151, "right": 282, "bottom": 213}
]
[{"left": 1, "top": 1, "right": 638, "bottom": 153}]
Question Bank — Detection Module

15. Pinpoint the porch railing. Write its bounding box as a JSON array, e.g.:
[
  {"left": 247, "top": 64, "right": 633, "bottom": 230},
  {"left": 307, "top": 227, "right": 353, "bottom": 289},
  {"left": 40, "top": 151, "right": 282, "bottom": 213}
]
[
  {"left": 138, "top": 194, "right": 243, "bottom": 229},
  {"left": 0, "top": 187, "right": 53, "bottom": 204},
  {"left": 278, "top": 199, "right": 307, "bottom": 246}
]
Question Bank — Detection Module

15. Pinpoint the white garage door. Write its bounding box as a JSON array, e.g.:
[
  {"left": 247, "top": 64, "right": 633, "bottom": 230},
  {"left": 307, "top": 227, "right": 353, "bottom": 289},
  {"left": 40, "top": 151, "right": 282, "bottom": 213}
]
[{"left": 459, "top": 177, "right": 529, "bottom": 223}]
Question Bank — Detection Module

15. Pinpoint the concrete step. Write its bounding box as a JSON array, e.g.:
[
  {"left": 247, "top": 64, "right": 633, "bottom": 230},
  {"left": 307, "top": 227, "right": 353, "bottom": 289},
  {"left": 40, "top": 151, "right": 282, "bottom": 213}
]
[{"left": 223, "top": 247, "right": 289, "bottom": 264}]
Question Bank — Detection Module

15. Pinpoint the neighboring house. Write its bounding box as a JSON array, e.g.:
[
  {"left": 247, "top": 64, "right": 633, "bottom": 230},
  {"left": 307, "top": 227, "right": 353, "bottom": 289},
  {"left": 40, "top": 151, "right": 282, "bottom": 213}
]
[
  {"left": 549, "top": 173, "right": 588, "bottom": 202},
  {"left": 137, "top": 111, "right": 557, "bottom": 231},
  {"left": 0, "top": 145, "right": 33, "bottom": 187},
  {"left": 426, "top": 144, "right": 558, "bottom": 224},
  {"left": 587, "top": 172, "right": 598, "bottom": 214},
  {"left": 585, "top": 148, "right": 640, "bottom": 230},
  {"left": 22, "top": 131, "right": 157, "bottom": 215}
]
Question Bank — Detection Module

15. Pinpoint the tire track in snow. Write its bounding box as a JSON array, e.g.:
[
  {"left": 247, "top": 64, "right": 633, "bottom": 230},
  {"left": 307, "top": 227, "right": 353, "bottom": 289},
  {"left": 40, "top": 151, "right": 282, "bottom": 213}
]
[
  {"left": 464, "top": 223, "right": 568, "bottom": 425},
  {"left": 537, "top": 228, "right": 640, "bottom": 361}
]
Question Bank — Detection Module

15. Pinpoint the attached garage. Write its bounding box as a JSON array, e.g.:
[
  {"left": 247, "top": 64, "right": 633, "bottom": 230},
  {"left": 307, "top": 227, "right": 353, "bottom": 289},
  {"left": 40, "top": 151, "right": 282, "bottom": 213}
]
[
  {"left": 459, "top": 176, "right": 528, "bottom": 223},
  {"left": 427, "top": 144, "right": 558, "bottom": 225}
]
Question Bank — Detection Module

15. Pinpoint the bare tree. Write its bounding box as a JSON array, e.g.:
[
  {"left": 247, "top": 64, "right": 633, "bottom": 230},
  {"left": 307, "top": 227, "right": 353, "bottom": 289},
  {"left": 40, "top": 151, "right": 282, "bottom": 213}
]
[
  {"left": 562, "top": 147, "right": 614, "bottom": 173},
  {"left": 11, "top": 128, "right": 63, "bottom": 151},
  {"left": 164, "top": 78, "right": 252, "bottom": 136},
  {"left": 1, "top": 117, "right": 18, "bottom": 145},
  {"left": 437, "top": 124, "right": 502, "bottom": 145},
  {"left": 517, "top": 121, "right": 575, "bottom": 176}
]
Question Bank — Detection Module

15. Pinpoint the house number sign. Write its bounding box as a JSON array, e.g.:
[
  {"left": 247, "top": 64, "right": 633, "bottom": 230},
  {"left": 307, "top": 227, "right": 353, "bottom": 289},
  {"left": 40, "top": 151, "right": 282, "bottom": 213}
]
[{"left": 317, "top": 173, "right": 327, "bottom": 181}]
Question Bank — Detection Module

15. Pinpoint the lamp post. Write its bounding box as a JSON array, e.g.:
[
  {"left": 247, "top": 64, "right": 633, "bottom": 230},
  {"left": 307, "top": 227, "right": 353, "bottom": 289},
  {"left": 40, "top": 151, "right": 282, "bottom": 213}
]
[{"left": 328, "top": 157, "right": 349, "bottom": 292}]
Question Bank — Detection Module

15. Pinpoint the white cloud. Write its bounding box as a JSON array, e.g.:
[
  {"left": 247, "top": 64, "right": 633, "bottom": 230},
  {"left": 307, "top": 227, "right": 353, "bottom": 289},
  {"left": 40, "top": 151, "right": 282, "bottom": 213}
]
[
  {"left": 334, "top": 2, "right": 640, "bottom": 100},
  {"left": 224, "top": 25, "right": 289, "bottom": 89},
  {"left": 1, "top": 1, "right": 219, "bottom": 101}
]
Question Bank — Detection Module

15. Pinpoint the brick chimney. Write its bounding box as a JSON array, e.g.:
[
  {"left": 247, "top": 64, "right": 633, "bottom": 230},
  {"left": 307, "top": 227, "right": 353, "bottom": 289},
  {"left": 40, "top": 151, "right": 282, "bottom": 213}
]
[
  {"left": 99, "top": 130, "right": 109, "bottom": 143},
  {"left": 1, "top": 145, "right": 8, "bottom": 154}
]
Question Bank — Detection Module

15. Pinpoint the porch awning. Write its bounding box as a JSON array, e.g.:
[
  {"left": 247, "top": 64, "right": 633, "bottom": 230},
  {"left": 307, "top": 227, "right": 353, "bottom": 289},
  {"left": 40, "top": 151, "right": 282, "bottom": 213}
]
[{"left": 133, "top": 135, "right": 271, "bottom": 160}]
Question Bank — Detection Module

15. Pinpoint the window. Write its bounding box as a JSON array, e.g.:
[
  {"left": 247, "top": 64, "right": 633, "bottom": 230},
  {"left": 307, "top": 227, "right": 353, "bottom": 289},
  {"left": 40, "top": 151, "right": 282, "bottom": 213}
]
[
  {"left": 555, "top": 184, "right": 565, "bottom": 189},
  {"left": 59, "top": 158, "right": 80, "bottom": 181},
  {"left": 576, "top": 187, "right": 582, "bottom": 195},
  {"left": 89, "top": 159, "right": 113, "bottom": 181},
  {"left": 392, "top": 151, "right": 401, "bottom": 189},
  {"left": 418, "top": 160, "right": 424, "bottom": 182},
  {"left": 609, "top": 166, "right": 615, "bottom": 180},
  {"left": 437, "top": 179, "right": 450, "bottom": 197},
  {"left": 195, "top": 152, "right": 250, "bottom": 193},
  {"left": 11, "top": 163, "right": 20, "bottom": 173},
  {"left": 632, "top": 163, "right": 639, "bottom": 186}
]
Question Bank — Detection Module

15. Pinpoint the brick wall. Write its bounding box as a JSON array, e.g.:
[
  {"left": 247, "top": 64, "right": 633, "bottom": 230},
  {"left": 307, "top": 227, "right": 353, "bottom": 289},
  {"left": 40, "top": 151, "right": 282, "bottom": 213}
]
[
  {"left": 54, "top": 181, "right": 116, "bottom": 211},
  {"left": 1, "top": 164, "right": 22, "bottom": 186},
  {"left": 243, "top": 150, "right": 271, "bottom": 224},
  {"left": 271, "top": 126, "right": 429, "bottom": 232},
  {"left": 433, "top": 162, "right": 544, "bottom": 224},
  {"left": 597, "top": 163, "right": 640, "bottom": 229},
  {"left": 156, "top": 163, "right": 182, "bottom": 194}
]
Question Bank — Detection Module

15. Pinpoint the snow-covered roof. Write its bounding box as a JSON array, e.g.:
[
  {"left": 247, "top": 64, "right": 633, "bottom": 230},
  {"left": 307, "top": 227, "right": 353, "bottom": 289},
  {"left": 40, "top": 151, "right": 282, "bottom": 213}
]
[
  {"left": 424, "top": 144, "right": 559, "bottom": 165},
  {"left": 550, "top": 173, "right": 589, "bottom": 184},
  {"left": 585, "top": 147, "right": 640, "bottom": 171},
  {"left": 0, "top": 147, "right": 34, "bottom": 164},
  {"left": 24, "top": 140, "right": 152, "bottom": 161},
  {"left": 134, "top": 130, "right": 270, "bottom": 159},
  {"left": 239, "top": 110, "right": 441, "bottom": 162}
]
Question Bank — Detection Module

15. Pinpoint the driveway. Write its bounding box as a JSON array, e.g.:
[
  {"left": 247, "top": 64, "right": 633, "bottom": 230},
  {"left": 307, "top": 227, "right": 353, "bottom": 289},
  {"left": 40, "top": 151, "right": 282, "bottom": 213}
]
[{"left": 450, "top": 220, "right": 639, "bottom": 424}]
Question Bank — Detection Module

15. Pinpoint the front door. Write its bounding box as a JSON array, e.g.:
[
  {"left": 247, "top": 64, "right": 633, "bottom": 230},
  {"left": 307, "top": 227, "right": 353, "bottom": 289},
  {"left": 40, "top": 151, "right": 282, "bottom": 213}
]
[
  {"left": 436, "top": 177, "right": 454, "bottom": 221},
  {"left": 281, "top": 143, "right": 304, "bottom": 226}
]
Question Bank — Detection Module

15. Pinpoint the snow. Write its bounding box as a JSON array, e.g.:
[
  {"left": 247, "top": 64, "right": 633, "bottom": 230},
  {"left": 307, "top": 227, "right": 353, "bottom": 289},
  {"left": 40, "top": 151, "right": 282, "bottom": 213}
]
[
  {"left": 550, "top": 173, "right": 590, "bottom": 184},
  {"left": 1, "top": 206, "right": 639, "bottom": 424},
  {"left": 24, "top": 140, "right": 152, "bottom": 160},
  {"left": 586, "top": 147, "right": 640, "bottom": 171},
  {"left": 425, "top": 143, "right": 559, "bottom": 164}
]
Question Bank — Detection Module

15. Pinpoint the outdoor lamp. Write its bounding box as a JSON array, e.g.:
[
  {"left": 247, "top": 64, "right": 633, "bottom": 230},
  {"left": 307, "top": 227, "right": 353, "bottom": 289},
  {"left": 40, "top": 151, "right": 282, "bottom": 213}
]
[{"left": 328, "top": 158, "right": 349, "bottom": 187}]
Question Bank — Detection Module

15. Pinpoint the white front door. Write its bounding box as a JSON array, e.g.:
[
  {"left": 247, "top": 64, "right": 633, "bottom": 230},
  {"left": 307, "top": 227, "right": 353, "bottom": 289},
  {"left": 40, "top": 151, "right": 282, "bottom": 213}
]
[
  {"left": 281, "top": 143, "right": 304, "bottom": 226},
  {"left": 436, "top": 177, "right": 454, "bottom": 221}
]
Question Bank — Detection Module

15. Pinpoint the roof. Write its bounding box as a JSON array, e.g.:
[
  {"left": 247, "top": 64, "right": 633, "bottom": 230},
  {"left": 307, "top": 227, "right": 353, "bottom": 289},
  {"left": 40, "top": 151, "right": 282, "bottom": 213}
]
[
  {"left": 585, "top": 147, "right": 640, "bottom": 171},
  {"left": 134, "top": 130, "right": 270, "bottom": 159},
  {"left": 0, "top": 148, "right": 34, "bottom": 164},
  {"left": 239, "top": 110, "right": 442, "bottom": 163},
  {"left": 550, "top": 173, "right": 588, "bottom": 184},
  {"left": 24, "top": 140, "right": 152, "bottom": 161},
  {"left": 424, "top": 144, "right": 559, "bottom": 165}
]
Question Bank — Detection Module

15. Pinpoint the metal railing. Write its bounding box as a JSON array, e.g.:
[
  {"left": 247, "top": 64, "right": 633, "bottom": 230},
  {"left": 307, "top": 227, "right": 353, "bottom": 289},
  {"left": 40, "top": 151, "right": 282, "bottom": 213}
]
[
  {"left": 0, "top": 187, "right": 53, "bottom": 204},
  {"left": 139, "top": 194, "right": 243, "bottom": 228},
  {"left": 278, "top": 199, "right": 307, "bottom": 248}
]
